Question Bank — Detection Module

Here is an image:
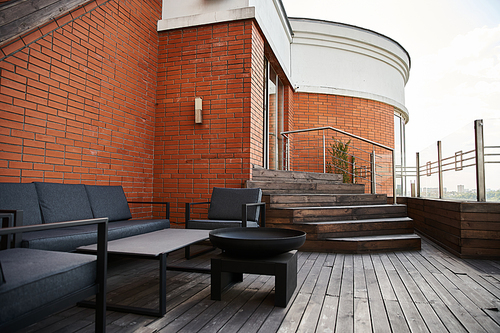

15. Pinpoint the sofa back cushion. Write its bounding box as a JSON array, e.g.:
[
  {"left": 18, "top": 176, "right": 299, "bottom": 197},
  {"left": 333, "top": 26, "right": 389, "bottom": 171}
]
[
  {"left": 0, "top": 183, "right": 43, "bottom": 226},
  {"left": 208, "top": 187, "right": 262, "bottom": 222},
  {"left": 34, "top": 183, "right": 94, "bottom": 223},
  {"left": 85, "top": 185, "right": 132, "bottom": 222}
]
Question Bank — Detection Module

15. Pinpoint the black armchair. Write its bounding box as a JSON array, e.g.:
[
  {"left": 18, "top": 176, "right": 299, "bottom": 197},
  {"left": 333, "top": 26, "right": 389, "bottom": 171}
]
[{"left": 184, "top": 187, "right": 266, "bottom": 258}]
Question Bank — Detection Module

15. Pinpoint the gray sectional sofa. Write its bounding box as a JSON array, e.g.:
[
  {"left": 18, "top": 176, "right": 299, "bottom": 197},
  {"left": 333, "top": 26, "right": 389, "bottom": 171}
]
[
  {"left": 0, "top": 182, "right": 170, "bottom": 252},
  {"left": 0, "top": 182, "right": 170, "bottom": 331}
]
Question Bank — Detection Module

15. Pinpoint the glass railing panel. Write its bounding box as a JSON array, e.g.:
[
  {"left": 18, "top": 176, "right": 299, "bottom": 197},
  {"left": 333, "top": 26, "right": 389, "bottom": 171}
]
[
  {"left": 484, "top": 118, "right": 500, "bottom": 202},
  {"left": 418, "top": 141, "right": 439, "bottom": 198},
  {"left": 440, "top": 121, "right": 476, "bottom": 200}
]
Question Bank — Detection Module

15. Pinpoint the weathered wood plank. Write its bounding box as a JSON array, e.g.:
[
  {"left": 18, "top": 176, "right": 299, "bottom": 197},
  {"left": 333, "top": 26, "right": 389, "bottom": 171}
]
[
  {"left": 0, "top": 0, "right": 92, "bottom": 44},
  {"left": 17, "top": 239, "right": 500, "bottom": 333}
]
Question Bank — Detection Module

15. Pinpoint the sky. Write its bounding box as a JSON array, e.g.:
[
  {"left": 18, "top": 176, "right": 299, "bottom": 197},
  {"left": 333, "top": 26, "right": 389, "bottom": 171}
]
[{"left": 281, "top": 0, "right": 500, "bottom": 168}]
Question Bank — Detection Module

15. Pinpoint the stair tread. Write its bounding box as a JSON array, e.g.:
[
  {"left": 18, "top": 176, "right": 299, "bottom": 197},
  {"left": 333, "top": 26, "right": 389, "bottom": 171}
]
[
  {"left": 326, "top": 234, "right": 421, "bottom": 242},
  {"left": 298, "top": 217, "right": 413, "bottom": 225},
  {"left": 268, "top": 193, "right": 382, "bottom": 197},
  {"left": 278, "top": 204, "right": 406, "bottom": 210}
]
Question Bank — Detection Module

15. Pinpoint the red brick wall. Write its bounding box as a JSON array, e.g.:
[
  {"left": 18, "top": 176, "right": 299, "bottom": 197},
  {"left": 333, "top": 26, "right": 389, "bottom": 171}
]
[
  {"left": 155, "top": 20, "right": 267, "bottom": 225},
  {"left": 0, "top": 0, "right": 161, "bottom": 217},
  {"left": 292, "top": 92, "right": 395, "bottom": 194},
  {"left": 250, "top": 22, "right": 266, "bottom": 170}
]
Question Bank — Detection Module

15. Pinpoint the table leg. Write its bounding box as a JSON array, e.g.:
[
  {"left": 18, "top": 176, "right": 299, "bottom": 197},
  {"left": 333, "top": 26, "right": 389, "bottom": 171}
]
[
  {"left": 159, "top": 253, "right": 167, "bottom": 316},
  {"left": 211, "top": 258, "right": 244, "bottom": 301},
  {"left": 274, "top": 253, "right": 297, "bottom": 307}
]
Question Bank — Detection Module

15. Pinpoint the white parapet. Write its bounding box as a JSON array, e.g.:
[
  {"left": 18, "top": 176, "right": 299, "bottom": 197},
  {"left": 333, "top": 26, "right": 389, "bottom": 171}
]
[
  {"left": 158, "top": 1, "right": 411, "bottom": 121},
  {"left": 290, "top": 18, "right": 411, "bottom": 121}
]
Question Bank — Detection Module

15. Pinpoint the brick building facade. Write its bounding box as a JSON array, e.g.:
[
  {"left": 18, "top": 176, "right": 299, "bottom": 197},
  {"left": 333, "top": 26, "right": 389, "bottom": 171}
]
[{"left": 0, "top": 0, "right": 410, "bottom": 225}]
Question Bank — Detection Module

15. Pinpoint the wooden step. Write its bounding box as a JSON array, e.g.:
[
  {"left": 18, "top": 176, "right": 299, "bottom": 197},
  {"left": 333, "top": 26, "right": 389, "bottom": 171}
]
[
  {"left": 299, "top": 234, "right": 421, "bottom": 253},
  {"left": 247, "top": 180, "right": 365, "bottom": 195},
  {"left": 266, "top": 204, "right": 408, "bottom": 223},
  {"left": 266, "top": 217, "right": 414, "bottom": 240},
  {"left": 301, "top": 217, "right": 414, "bottom": 239},
  {"left": 250, "top": 167, "right": 420, "bottom": 253},
  {"left": 264, "top": 193, "right": 387, "bottom": 208},
  {"left": 252, "top": 168, "right": 343, "bottom": 183}
]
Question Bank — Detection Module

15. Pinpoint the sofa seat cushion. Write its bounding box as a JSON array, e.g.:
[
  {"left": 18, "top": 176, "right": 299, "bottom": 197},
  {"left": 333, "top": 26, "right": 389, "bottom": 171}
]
[
  {"left": 85, "top": 185, "right": 132, "bottom": 222},
  {"left": 208, "top": 188, "right": 262, "bottom": 222},
  {"left": 21, "top": 219, "right": 170, "bottom": 252},
  {"left": 34, "top": 182, "right": 94, "bottom": 223},
  {"left": 0, "top": 248, "right": 96, "bottom": 326},
  {"left": 0, "top": 183, "right": 43, "bottom": 226},
  {"left": 187, "top": 219, "right": 259, "bottom": 230}
]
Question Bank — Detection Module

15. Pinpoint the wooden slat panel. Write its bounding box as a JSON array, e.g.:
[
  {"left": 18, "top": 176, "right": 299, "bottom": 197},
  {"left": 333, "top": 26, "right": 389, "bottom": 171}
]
[{"left": 0, "top": 0, "right": 91, "bottom": 44}]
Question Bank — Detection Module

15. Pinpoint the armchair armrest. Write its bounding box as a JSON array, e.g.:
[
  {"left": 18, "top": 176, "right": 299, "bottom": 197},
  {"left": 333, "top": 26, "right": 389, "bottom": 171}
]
[
  {"left": 185, "top": 201, "right": 211, "bottom": 228},
  {"left": 242, "top": 202, "right": 266, "bottom": 227},
  {"left": 127, "top": 201, "right": 170, "bottom": 220}
]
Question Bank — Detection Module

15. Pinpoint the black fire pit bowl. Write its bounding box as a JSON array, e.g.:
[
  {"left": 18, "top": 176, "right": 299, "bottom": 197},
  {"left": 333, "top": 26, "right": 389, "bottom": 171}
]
[{"left": 209, "top": 227, "right": 306, "bottom": 258}]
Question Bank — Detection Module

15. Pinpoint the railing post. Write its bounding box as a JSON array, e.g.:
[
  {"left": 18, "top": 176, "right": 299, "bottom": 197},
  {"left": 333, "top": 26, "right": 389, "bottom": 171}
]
[
  {"left": 322, "top": 130, "right": 326, "bottom": 173},
  {"left": 370, "top": 147, "right": 376, "bottom": 194},
  {"left": 351, "top": 156, "right": 355, "bottom": 184},
  {"left": 285, "top": 134, "right": 289, "bottom": 171},
  {"left": 416, "top": 152, "right": 420, "bottom": 197},
  {"left": 392, "top": 150, "right": 397, "bottom": 204},
  {"left": 437, "top": 141, "right": 443, "bottom": 199},
  {"left": 475, "top": 119, "right": 486, "bottom": 202}
]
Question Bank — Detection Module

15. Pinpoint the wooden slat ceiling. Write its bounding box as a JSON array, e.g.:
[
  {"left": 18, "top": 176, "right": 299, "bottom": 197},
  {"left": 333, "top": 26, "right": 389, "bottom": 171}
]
[{"left": 0, "top": 0, "right": 91, "bottom": 45}]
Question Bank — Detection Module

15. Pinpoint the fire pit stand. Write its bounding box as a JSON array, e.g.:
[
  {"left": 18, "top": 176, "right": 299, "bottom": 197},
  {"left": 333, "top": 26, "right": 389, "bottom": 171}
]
[{"left": 211, "top": 250, "right": 297, "bottom": 307}]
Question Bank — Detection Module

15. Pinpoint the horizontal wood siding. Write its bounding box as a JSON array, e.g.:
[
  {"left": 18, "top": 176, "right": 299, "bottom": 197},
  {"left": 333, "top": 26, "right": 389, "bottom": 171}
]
[{"left": 405, "top": 197, "right": 500, "bottom": 259}]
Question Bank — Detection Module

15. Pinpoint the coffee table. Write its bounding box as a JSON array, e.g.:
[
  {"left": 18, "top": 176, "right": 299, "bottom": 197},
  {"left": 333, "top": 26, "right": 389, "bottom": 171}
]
[{"left": 77, "top": 228, "right": 210, "bottom": 316}]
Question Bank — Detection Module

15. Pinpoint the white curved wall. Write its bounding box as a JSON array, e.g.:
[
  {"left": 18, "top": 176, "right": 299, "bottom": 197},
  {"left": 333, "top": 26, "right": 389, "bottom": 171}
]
[
  {"left": 290, "top": 18, "right": 411, "bottom": 121},
  {"left": 157, "top": 2, "right": 411, "bottom": 121}
]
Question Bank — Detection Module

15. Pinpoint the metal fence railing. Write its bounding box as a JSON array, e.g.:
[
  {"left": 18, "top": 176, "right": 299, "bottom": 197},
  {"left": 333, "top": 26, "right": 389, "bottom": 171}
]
[
  {"left": 412, "top": 119, "right": 500, "bottom": 202},
  {"left": 281, "top": 126, "right": 396, "bottom": 203}
]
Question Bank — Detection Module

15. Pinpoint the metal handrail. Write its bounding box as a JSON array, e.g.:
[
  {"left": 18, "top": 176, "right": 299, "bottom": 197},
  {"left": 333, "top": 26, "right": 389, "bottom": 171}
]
[
  {"left": 281, "top": 126, "right": 394, "bottom": 151},
  {"left": 281, "top": 126, "right": 397, "bottom": 204}
]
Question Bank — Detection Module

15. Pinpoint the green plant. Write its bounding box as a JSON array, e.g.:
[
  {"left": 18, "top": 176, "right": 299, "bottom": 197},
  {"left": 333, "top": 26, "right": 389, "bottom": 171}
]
[{"left": 326, "top": 139, "right": 353, "bottom": 183}]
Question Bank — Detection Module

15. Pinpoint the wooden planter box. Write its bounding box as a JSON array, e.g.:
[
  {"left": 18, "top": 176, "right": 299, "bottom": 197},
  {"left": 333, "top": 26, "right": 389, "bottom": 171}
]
[{"left": 398, "top": 197, "right": 500, "bottom": 259}]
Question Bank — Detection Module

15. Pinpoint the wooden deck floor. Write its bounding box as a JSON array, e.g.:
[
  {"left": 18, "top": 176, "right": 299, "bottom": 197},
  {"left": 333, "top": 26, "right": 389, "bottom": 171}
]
[{"left": 20, "top": 236, "right": 500, "bottom": 333}]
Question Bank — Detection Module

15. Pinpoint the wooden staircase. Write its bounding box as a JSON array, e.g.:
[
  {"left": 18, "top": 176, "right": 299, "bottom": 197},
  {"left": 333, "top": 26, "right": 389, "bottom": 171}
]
[{"left": 246, "top": 169, "right": 421, "bottom": 253}]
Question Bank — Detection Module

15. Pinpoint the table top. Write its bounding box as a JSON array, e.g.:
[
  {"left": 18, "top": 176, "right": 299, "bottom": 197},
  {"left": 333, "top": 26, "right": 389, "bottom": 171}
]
[{"left": 77, "top": 228, "right": 210, "bottom": 257}]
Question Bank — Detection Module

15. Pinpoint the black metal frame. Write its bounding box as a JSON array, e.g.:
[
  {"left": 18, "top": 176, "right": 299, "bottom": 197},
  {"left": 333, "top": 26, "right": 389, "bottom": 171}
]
[
  {"left": 79, "top": 251, "right": 168, "bottom": 317},
  {"left": 127, "top": 201, "right": 170, "bottom": 220},
  {"left": 184, "top": 201, "right": 266, "bottom": 259},
  {"left": 78, "top": 231, "right": 211, "bottom": 317},
  {"left": 0, "top": 218, "right": 108, "bottom": 333},
  {"left": 0, "top": 209, "right": 23, "bottom": 248}
]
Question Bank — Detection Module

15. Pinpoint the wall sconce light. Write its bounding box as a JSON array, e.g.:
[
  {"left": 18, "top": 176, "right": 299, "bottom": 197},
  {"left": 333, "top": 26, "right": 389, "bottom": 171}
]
[{"left": 195, "top": 97, "right": 202, "bottom": 124}]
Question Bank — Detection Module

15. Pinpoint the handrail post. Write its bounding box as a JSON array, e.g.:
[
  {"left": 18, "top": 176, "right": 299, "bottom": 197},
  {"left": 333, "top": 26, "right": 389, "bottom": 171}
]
[
  {"left": 284, "top": 134, "right": 289, "bottom": 171},
  {"left": 370, "top": 147, "right": 376, "bottom": 194},
  {"left": 475, "top": 119, "right": 486, "bottom": 202},
  {"left": 416, "top": 152, "right": 420, "bottom": 197},
  {"left": 437, "top": 141, "right": 443, "bottom": 199},
  {"left": 392, "top": 150, "right": 397, "bottom": 204},
  {"left": 351, "top": 156, "right": 355, "bottom": 184},
  {"left": 323, "top": 130, "right": 326, "bottom": 173}
]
